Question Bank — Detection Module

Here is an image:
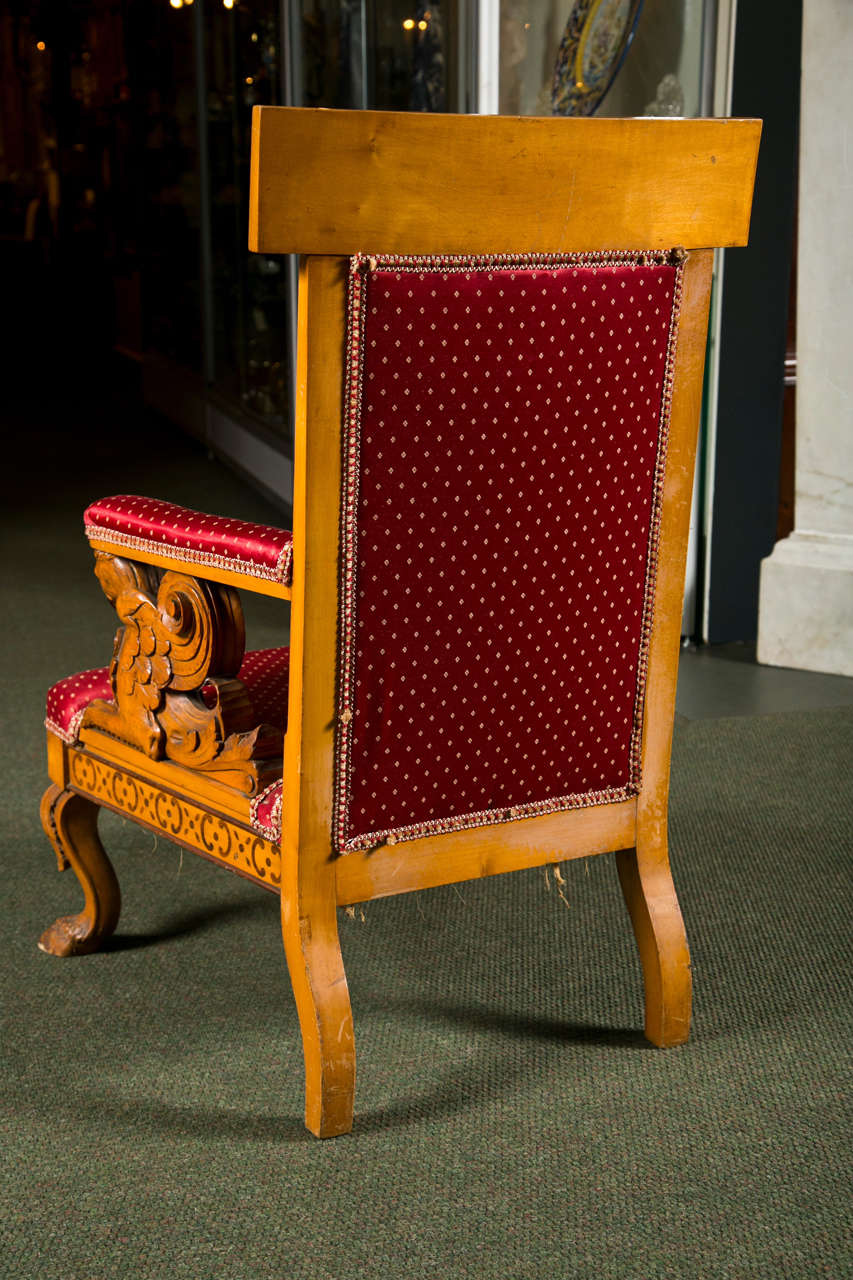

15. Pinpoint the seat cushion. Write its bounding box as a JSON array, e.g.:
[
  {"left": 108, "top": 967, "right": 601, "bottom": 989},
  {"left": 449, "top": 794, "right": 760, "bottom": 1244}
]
[
  {"left": 250, "top": 781, "right": 282, "bottom": 842},
  {"left": 45, "top": 668, "right": 114, "bottom": 745},
  {"left": 46, "top": 647, "right": 290, "bottom": 745},
  {"left": 84, "top": 495, "right": 293, "bottom": 586}
]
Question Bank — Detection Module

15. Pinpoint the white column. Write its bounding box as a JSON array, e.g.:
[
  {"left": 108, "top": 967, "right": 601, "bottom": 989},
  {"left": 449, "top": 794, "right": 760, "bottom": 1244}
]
[
  {"left": 476, "top": 0, "right": 501, "bottom": 114},
  {"left": 757, "top": 0, "right": 853, "bottom": 676}
]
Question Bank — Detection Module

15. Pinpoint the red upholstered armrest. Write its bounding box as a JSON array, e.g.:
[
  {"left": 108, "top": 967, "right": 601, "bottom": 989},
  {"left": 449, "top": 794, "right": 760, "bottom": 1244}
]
[{"left": 84, "top": 495, "right": 293, "bottom": 588}]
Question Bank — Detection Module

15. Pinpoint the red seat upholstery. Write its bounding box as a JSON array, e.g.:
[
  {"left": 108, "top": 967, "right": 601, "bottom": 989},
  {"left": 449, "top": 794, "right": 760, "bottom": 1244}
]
[
  {"left": 250, "top": 781, "right": 283, "bottom": 842},
  {"left": 84, "top": 495, "right": 293, "bottom": 586},
  {"left": 45, "top": 668, "right": 114, "bottom": 745},
  {"left": 46, "top": 647, "right": 290, "bottom": 746}
]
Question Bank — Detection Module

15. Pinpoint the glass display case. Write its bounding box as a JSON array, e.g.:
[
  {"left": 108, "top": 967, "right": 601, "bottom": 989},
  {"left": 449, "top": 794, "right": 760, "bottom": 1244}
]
[
  {"left": 129, "top": 1, "right": 203, "bottom": 370},
  {"left": 2, "top": 0, "right": 711, "bottom": 482},
  {"left": 206, "top": 0, "right": 289, "bottom": 427},
  {"left": 149, "top": 0, "right": 470, "bottom": 452},
  {"left": 1, "top": 0, "right": 716, "bottom": 628},
  {"left": 297, "top": 0, "right": 466, "bottom": 111},
  {"left": 498, "top": 0, "right": 707, "bottom": 118},
  {"left": 146, "top": 0, "right": 710, "bottom": 480}
]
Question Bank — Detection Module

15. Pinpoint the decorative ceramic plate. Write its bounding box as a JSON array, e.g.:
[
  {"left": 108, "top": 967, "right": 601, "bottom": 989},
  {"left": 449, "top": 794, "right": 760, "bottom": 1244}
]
[{"left": 552, "top": 0, "right": 644, "bottom": 116}]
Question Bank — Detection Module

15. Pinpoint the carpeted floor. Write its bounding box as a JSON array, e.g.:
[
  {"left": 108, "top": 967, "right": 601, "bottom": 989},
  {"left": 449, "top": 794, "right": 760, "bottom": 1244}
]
[{"left": 1, "top": 376, "right": 851, "bottom": 1279}]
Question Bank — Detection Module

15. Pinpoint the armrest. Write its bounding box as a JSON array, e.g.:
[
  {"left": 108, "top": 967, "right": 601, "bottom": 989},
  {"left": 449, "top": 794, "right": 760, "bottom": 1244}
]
[{"left": 84, "top": 495, "right": 293, "bottom": 599}]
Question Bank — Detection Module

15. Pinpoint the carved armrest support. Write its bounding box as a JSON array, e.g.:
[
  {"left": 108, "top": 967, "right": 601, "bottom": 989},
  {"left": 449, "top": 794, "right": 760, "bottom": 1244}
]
[{"left": 80, "top": 552, "right": 283, "bottom": 796}]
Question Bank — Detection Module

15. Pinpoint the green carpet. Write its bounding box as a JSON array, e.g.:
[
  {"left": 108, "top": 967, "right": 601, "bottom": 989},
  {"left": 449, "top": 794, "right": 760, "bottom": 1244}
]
[{"left": 1, "top": 380, "right": 851, "bottom": 1279}]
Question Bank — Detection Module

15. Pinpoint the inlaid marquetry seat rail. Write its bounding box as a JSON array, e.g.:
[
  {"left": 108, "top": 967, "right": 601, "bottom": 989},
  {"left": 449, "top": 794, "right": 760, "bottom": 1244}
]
[{"left": 37, "top": 107, "right": 760, "bottom": 1141}]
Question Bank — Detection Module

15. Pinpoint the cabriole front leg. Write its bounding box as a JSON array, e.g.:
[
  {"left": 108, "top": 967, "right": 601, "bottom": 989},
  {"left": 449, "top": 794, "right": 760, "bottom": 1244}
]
[{"left": 38, "top": 784, "right": 121, "bottom": 957}]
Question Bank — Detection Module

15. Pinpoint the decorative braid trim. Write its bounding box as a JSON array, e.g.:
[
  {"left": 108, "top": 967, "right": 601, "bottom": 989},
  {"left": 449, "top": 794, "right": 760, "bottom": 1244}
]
[
  {"left": 340, "top": 785, "right": 636, "bottom": 854},
  {"left": 45, "top": 712, "right": 86, "bottom": 745},
  {"left": 351, "top": 249, "right": 686, "bottom": 274},
  {"left": 333, "top": 250, "right": 686, "bottom": 855},
  {"left": 628, "top": 253, "right": 685, "bottom": 783},
  {"left": 250, "top": 780, "right": 283, "bottom": 842},
  {"left": 334, "top": 254, "right": 369, "bottom": 855},
  {"left": 84, "top": 523, "right": 294, "bottom": 587}
]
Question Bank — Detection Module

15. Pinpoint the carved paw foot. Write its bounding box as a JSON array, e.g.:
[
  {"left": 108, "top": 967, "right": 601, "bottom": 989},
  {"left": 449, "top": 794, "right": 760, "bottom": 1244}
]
[
  {"left": 38, "top": 787, "right": 121, "bottom": 958},
  {"left": 38, "top": 913, "right": 104, "bottom": 958}
]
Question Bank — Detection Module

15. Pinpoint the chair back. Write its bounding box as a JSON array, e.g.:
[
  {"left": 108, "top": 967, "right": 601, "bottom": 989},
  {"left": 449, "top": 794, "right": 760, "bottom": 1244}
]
[{"left": 248, "top": 108, "right": 761, "bottom": 887}]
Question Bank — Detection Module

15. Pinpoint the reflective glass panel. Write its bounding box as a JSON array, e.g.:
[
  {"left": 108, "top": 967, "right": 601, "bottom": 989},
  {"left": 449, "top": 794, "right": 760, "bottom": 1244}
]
[
  {"left": 499, "top": 0, "right": 705, "bottom": 118},
  {"left": 207, "top": 1, "right": 290, "bottom": 432},
  {"left": 130, "top": 1, "right": 202, "bottom": 369},
  {"left": 299, "top": 0, "right": 465, "bottom": 111}
]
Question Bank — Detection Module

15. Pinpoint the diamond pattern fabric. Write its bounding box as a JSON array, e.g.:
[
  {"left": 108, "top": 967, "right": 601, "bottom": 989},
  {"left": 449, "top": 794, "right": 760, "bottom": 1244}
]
[
  {"left": 84, "top": 495, "right": 293, "bottom": 586},
  {"left": 45, "top": 668, "right": 114, "bottom": 745},
  {"left": 250, "top": 781, "right": 282, "bottom": 842},
  {"left": 231, "top": 647, "right": 290, "bottom": 728},
  {"left": 335, "top": 252, "right": 683, "bottom": 852},
  {"left": 46, "top": 647, "right": 290, "bottom": 744}
]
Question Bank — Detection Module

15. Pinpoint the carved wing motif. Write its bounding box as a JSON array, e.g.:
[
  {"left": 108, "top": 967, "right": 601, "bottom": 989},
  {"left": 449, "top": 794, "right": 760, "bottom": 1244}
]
[
  {"left": 80, "top": 551, "right": 282, "bottom": 795},
  {"left": 113, "top": 594, "right": 173, "bottom": 712}
]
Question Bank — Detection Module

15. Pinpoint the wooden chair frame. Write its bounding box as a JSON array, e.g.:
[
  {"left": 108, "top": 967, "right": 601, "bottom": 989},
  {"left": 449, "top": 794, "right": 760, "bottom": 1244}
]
[{"left": 40, "top": 108, "right": 760, "bottom": 1137}]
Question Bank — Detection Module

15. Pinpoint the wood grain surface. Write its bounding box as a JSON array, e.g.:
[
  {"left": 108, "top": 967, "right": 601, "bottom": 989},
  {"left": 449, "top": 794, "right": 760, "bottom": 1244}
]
[{"left": 250, "top": 108, "right": 761, "bottom": 256}]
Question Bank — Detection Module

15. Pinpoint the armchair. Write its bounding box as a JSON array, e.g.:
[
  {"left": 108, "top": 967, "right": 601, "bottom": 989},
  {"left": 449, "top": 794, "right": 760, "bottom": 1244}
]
[{"left": 39, "top": 108, "right": 760, "bottom": 1137}]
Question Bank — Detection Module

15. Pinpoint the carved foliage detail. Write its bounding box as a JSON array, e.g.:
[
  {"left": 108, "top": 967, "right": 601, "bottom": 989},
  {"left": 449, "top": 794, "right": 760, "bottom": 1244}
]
[{"left": 80, "top": 553, "right": 283, "bottom": 795}]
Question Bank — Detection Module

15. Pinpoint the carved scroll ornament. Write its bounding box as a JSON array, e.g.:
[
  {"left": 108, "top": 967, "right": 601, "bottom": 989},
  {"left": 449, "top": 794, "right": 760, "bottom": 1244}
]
[{"left": 80, "top": 552, "right": 283, "bottom": 794}]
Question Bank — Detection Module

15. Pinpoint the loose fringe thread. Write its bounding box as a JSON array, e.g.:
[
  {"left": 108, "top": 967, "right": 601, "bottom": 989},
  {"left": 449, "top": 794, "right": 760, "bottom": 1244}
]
[
  {"left": 544, "top": 863, "right": 571, "bottom": 909},
  {"left": 344, "top": 905, "right": 367, "bottom": 923}
]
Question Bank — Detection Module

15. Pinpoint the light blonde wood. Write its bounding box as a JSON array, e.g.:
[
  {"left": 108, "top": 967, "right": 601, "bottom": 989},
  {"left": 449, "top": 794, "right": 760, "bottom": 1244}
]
[
  {"left": 335, "top": 799, "right": 637, "bottom": 906},
  {"left": 74, "top": 727, "right": 274, "bottom": 823},
  {"left": 637, "top": 251, "right": 715, "bottom": 817},
  {"left": 87, "top": 537, "right": 292, "bottom": 601},
  {"left": 80, "top": 552, "right": 282, "bottom": 794},
  {"left": 250, "top": 108, "right": 761, "bottom": 256},
  {"left": 46, "top": 730, "right": 68, "bottom": 790},
  {"left": 616, "top": 847, "right": 690, "bottom": 1046},
  {"left": 615, "top": 249, "right": 714, "bottom": 1048},
  {"left": 280, "top": 256, "right": 355, "bottom": 1138},
  {"left": 38, "top": 785, "right": 121, "bottom": 956}
]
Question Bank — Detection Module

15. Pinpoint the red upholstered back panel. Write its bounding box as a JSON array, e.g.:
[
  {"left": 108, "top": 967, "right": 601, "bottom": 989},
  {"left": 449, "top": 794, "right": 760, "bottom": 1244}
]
[{"left": 335, "top": 253, "right": 683, "bottom": 853}]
